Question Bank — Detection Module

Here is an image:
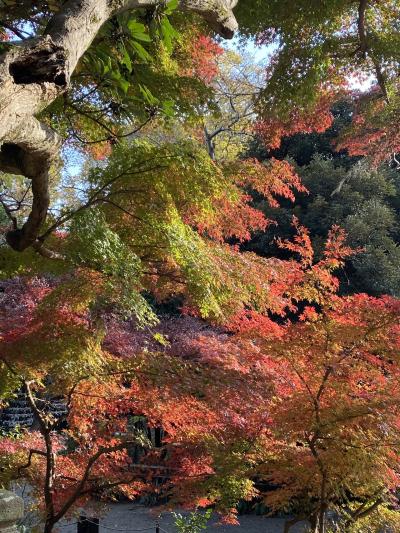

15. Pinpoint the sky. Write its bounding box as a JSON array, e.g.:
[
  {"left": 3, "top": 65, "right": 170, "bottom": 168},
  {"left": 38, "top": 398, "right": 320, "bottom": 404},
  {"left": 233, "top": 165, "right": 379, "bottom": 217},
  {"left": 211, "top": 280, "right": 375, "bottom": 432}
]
[
  {"left": 225, "top": 36, "right": 275, "bottom": 63},
  {"left": 62, "top": 32, "right": 372, "bottom": 185}
]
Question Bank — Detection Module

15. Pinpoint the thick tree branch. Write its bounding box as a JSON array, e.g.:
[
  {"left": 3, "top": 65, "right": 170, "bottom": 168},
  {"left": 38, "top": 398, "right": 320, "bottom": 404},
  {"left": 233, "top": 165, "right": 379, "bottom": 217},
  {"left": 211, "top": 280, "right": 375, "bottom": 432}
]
[
  {"left": 352, "top": 498, "right": 382, "bottom": 521},
  {"left": 2, "top": 117, "right": 61, "bottom": 251},
  {"left": 0, "top": 0, "right": 239, "bottom": 253},
  {"left": 344, "top": 496, "right": 384, "bottom": 528}
]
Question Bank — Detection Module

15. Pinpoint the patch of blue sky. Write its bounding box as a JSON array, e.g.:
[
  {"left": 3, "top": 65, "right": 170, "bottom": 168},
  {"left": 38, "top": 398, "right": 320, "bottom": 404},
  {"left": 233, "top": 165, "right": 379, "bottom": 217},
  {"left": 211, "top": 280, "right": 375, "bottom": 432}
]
[
  {"left": 225, "top": 35, "right": 373, "bottom": 92},
  {"left": 223, "top": 34, "right": 276, "bottom": 63}
]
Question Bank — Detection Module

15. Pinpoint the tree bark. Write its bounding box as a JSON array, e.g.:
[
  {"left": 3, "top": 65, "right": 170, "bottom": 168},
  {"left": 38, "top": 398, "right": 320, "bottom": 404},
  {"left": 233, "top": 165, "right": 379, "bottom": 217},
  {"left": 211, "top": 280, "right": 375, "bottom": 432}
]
[
  {"left": 204, "top": 126, "right": 216, "bottom": 160},
  {"left": 23, "top": 381, "right": 57, "bottom": 533},
  {"left": 0, "top": 0, "right": 239, "bottom": 252}
]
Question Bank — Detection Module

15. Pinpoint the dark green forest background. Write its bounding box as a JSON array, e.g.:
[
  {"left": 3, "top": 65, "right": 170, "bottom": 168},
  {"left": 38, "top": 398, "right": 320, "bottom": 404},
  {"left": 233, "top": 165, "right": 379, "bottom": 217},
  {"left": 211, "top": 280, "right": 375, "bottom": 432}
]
[{"left": 243, "top": 100, "right": 400, "bottom": 297}]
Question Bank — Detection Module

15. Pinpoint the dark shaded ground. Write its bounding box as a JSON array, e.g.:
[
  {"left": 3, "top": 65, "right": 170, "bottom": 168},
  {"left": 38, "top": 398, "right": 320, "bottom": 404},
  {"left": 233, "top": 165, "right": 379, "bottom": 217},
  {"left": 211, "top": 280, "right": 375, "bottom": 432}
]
[{"left": 56, "top": 503, "right": 307, "bottom": 533}]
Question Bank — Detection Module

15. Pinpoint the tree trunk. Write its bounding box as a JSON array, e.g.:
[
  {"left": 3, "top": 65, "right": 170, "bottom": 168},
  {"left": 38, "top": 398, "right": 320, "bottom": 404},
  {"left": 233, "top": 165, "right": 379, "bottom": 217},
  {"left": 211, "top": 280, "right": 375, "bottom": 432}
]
[
  {"left": 317, "top": 474, "right": 328, "bottom": 533},
  {"left": 204, "top": 126, "right": 216, "bottom": 160},
  {"left": 0, "top": 0, "right": 238, "bottom": 253},
  {"left": 44, "top": 518, "right": 56, "bottom": 533},
  {"left": 24, "top": 381, "right": 57, "bottom": 532}
]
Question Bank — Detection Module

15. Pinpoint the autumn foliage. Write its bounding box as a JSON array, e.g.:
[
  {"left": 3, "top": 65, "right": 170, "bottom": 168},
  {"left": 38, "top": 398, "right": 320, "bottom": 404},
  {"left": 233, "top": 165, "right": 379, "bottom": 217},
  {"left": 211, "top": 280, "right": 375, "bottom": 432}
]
[
  {"left": 184, "top": 34, "right": 224, "bottom": 85},
  {"left": 336, "top": 91, "right": 400, "bottom": 167},
  {"left": 254, "top": 93, "right": 335, "bottom": 151},
  {"left": 190, "top": 158, "right": 306, "bottom": 243},
  {"left": 2, "top": 5, "right": 400, "bottom": 530},
  {"left": 1, "top": 217, "right": 400, "bottom": 532}
]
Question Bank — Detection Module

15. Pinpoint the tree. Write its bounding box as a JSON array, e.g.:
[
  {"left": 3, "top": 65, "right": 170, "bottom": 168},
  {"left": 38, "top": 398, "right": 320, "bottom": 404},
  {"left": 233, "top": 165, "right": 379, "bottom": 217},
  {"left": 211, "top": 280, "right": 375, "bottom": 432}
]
[
  {"left": 0, "top": 222, "right": 351, "bottom": 528},
  {"left": 2, "top": 222, "right": 400, "bottom": 532},
  {"left": 0, "top": 275, "right": 147, "bottom": 533},
  {"left": 1, "top": 3, "right": 400, "bottom": 531},
  {"left": 0, "top": 0, "right": 238, "bottom": 253},
  {"left": 0, "top": 271, "right": 284, "bottom": 530},
  {"left": 255, "top": 292, "right": 400, "bottom": 533},
  {"left": 244, "top": 99, "right": 400, "bottom": 297},
  {"left": 235, "top": 1, "right": 399, "bottom": 114},
  {"left": 2, "top": 1, "right": 400, "bottom": 256},
  {"left": 246, "top": 99, "right": 357, "bottom": 168},
  {"left": 261, "top": 295, "right": 399, "bottom": 532},
  {"left": 201, "top": 50, "right": 262, "bottom": 161},
  {"left": 337, "top": 90, "right": 400, "bottom": 168},
  {"left": 237, "top": 2, "right": 400, "bottom": 171},
  {"left": 0, "top": 134, "right": 309, "bottom": 327},
  {"left": 153, "top": 224, "right": 400, "bottom": 532},
  {"left": 135, "top": 224, "right": 400, "bottom": 532}
]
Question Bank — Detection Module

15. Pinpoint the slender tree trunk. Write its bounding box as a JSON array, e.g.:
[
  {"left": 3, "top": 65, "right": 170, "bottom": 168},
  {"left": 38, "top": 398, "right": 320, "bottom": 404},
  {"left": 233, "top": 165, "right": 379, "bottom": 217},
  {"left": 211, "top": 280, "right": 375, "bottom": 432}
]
[
  {"left": 309, "top": 513, "right": 318, "bottom": 532},
  {"left": 317, "top": 474, "right": 328, "bottom": 533},
  {"left": 24, "top": 381, "right": 57, "bottom": 532},
  {"left": 44, "top": 517, "right": 56, "bottom": 533}
]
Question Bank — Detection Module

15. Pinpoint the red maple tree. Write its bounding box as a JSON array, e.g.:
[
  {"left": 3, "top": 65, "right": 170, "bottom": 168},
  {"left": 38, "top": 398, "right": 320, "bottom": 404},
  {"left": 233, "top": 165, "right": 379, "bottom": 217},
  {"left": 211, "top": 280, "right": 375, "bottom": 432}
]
[{"left": 1, "top": 223, "right": 400, "bottom": 533}]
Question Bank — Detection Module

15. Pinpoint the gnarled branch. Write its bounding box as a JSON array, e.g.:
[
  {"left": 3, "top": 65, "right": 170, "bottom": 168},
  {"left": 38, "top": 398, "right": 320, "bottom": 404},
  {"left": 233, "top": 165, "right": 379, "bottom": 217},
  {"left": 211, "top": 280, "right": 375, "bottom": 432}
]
[{"left": 0, "top": 0, "right": 239, "bottom": 253}]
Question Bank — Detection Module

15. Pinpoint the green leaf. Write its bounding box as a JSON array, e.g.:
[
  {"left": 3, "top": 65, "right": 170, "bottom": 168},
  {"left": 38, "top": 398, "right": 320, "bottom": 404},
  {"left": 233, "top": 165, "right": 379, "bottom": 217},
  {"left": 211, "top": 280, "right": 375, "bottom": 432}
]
[
  {"left": 120, "top": 44, "right": 133, "bottom": 73},
  {"left": 103, "top": 57, "right": 112, "bottom": 75},
  {"left": 162, "top": 99, "right": 175, "bottom": 117},
  {"left": 119, "top": 77, "right": 130, "bottom": 94},
  {"left": 153, "top": 333, "right": 170, "bottom": 346},
  {"left": 138, "top": 84, "right": 159, "bottom": 105},
  {"left": 110, "top": 69, "right": 122, "bottom": 80},
  {"left": 127, "top": 19, "right": 152, "bottom": 42},
  {"left": 160, "top": 17, "right": 179, "bottom": 53},
  {"left": 131, "top": 40, "right": 153, "bottom": 62},
  {"left": 164, "top": 0, "right": 179, "bottom": 15}
]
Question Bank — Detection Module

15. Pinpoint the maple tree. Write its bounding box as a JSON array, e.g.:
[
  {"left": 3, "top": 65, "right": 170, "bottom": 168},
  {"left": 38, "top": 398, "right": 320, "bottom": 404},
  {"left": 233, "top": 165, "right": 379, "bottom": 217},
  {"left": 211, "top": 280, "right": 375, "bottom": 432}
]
[
  {"left": 2, "top": 0, "right": 400, "bottom": 253},
  {"left": 200, "top": 50, "right": 262, "bottom": 161},
  {"left": 2, "top": 222, "right": 400, "bottom": 533},
  {"left": 240, "top": 1, "right": 400, "bottom": 168},
  {"left": 254, "top": 93, "right": 335, "bottom": 153},
  {"left": 246, "top": 98, "right": 400, "bottom": 298},
  {"left": 0, "top": 223, "right": 332, "bottom": 514},
  {"left": 336, "top": 91, "right": 400, "bottom": 167},
  {"left": 259, "top": 292, "right": 400, "bottom": 533},
  {"left": 1, "top": 2, "right": 400, "bottom": 532},
  {"left": 122, "top": 225, "right": 400, "bottom": 532},
  {"left": 126, "top": 224, "right": 400, "bottom": 532},
  {"left": 0, "top": 270, "right": 282, "bottom": 531},
  {"left": 244, "top": 229, "right": 400, "bottom": 532},
  {"left": 0, "top": 134, "right": 309, "bottom": 327}
]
